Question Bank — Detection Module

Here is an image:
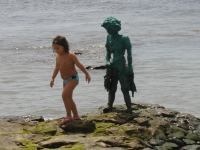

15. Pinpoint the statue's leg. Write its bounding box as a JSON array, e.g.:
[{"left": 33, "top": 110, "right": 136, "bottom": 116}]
[
  {"left": 103, "top": 70, "right": 118, "bottom": 113},
  {"left": 108, "top": 76, "right": 118, "bottom": 108},
  {"left": 119, "top": 75, "right": 132, "bottom": 113}
]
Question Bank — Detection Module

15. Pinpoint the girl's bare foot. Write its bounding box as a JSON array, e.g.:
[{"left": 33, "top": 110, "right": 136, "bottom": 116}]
[
  {"left": 59, "top": 116, "right": 73, "bottom": 125},
  {"left": 73, "top": 115, "right": 81, "bottom": 120}
]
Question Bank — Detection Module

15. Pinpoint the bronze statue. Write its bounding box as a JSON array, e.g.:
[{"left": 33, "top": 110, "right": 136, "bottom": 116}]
[{"left": 101, "top": 17, "right": 136, "bottom": 113}]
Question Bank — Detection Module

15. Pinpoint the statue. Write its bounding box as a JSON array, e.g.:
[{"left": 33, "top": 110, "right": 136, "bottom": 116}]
[{"left": 101, "top": 17, "right": 136, "bottom": 113}]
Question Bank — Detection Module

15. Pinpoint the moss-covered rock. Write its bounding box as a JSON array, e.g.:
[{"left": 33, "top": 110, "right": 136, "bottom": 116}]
[
  {"left": 0, "top": 103, "right": 200, "bottom": 150},
  {"left": 28, "top": 121, "right": 57, "bottom": 135},
  {"left": 186, "top": 131, "right": 200, "bottom": 141},
  {"left": 16, "top": 138, "right": 38, "bottom": 150}
]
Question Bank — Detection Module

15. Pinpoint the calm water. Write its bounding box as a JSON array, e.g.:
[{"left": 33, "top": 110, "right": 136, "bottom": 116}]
[{"left": 0, "top": 0, "right": 200, "bottom": 119}]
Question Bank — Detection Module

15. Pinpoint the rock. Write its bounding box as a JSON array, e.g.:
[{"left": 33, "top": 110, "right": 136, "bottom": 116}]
[
  {"left": 28, "top": 121, "right": 57, "bottom": 135},
  {"left": 149, "top": 138, "right": 165, "bottom": 146},
  {"left": 183, "top": 139, "right": 195, "bottom": 145},
  {"left": 134, "top": 117, "right": 150, "bottom": 127},
  {"left": 124, "top": 125, "right": 152, "bottom": 140},
  {"left": 167, "top": 137, "right": 185, "bottom": 147},
  {"left": 0, "top": 103, "right": 200, "bottom": 150},
  {"left": 87, "top": 111, "right": 135, "bottom": 125},
  {"left": 126, "top": 139, "right": 145, "bottom": 149},
  {"left": 181, "top": 145, "right": 200, "bottom": 150},
  {"left": 1, "top": 115, "right": 44, "bottom": 125},
  {"left": 96, "top": 138, "right": 126, "bottom": 148},
  {"left": 158, "top": 142, "right": 179, "bottom": 150},
  {"left": 152, "top": 129, "right": 167, "bottom": 140},
  {"left": 186, "top": 131, "right": 200, "bottom": 141},
  {"left": 60, "top": 120, "right": 96, "bottom": 133},
  {"left": 156, "top": 108, "right": 177, "bottom": 118},
  {"left": 175, "top": 113, "right": 200, "bottom": 130},
  {"left": 167, "top": 126, "right": 187, "bottom": 139},
  {"left": 39, "top": 135, "right": 78, "bottom": 148}
]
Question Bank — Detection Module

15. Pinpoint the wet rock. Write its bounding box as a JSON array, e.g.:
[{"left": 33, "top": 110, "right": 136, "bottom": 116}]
[{"left": 60, "top": 120, "right": 96, "bottom": 133}]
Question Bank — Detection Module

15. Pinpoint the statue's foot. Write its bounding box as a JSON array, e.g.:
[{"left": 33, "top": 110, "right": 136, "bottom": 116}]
[
  {"left": 103, "top": 107, "right": 113, "bottom": 113},
  {"left": 126, "top": 108, "right": 133, "bottom": 114}
]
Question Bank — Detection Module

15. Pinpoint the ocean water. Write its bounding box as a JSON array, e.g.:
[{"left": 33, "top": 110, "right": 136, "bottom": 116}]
[{"left": 0, "top": 0, "right": 200, "bottom": 119}]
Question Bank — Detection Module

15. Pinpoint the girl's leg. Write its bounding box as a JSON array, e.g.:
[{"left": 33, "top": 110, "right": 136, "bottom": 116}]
[
  {"left": 62, "top": 80, "right": 78, "bottom": 117},
  {"left": 62, "top": 88, "right": 72, "bottom": 117}
]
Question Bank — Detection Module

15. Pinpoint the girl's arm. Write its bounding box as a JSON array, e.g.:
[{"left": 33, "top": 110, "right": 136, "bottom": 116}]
[
  {"left": 72, "top": 54, "right": 91, "bottom": 83},
  {"left": 50, "top": 56, "right": 59, "bottom": 87}
]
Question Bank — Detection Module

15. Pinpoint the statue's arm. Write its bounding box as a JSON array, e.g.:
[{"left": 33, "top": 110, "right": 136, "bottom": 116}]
[
  {"left": 125, "top": 36, "right": 133, "bottom": 73},
  {"left": 105, "top": 36, "right": 111, "bottom": 64}
]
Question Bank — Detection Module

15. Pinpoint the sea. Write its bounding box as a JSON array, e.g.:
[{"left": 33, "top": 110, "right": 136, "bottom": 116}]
[{"left": 0, "top": 0, "right": 200, "bottom": 119}]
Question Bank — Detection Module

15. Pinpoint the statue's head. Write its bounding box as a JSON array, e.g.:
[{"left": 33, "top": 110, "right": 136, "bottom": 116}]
[{"left": 101, "top": 17, "right": 121, "bottom": 34}]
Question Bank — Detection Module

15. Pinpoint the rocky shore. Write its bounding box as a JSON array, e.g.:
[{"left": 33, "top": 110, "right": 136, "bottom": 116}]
[{"left": 0, "top": 103, "right": 200, "bottom": 150}]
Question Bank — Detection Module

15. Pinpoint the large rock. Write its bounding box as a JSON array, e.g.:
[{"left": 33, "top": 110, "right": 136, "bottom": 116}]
[{"left": 0, "top": 103, "right": 200, "bottom": 149}]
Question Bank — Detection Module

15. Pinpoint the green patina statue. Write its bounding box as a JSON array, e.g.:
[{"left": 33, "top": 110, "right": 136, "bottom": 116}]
[{"left": 101, "top": 17, "right": 136, "bottom": 113}]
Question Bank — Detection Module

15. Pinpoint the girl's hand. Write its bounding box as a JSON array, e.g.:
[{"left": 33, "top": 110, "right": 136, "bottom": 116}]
[
  {"left": 50, "top": 79, "right": 54, "bottom": 87},
  {"left": 85, "top": 74, "right": 91, "bottom": 83}
]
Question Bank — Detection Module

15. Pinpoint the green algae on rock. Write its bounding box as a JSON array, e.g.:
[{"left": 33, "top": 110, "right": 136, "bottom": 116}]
[{"left": 0, "top": 103, "right": 200, "bottom": 149}]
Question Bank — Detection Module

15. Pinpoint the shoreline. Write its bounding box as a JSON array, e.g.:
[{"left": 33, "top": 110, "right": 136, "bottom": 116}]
[{"left": 0, "top": 103, "right": 200, "bottom": 149}]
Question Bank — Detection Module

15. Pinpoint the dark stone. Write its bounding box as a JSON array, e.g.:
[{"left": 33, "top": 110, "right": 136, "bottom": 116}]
[{"left": 60, "top": 120, "right": 96, "bottom": 133}]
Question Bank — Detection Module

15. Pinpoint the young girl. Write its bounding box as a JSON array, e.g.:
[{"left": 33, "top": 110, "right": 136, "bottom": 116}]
[{"left": 50, "top": 35, "right": 91, "bottom": 124}]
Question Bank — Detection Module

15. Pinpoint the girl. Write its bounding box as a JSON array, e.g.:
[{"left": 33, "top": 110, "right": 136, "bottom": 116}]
[{"left": 50, "top": 35, "right": 91, "bottom": 124}]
